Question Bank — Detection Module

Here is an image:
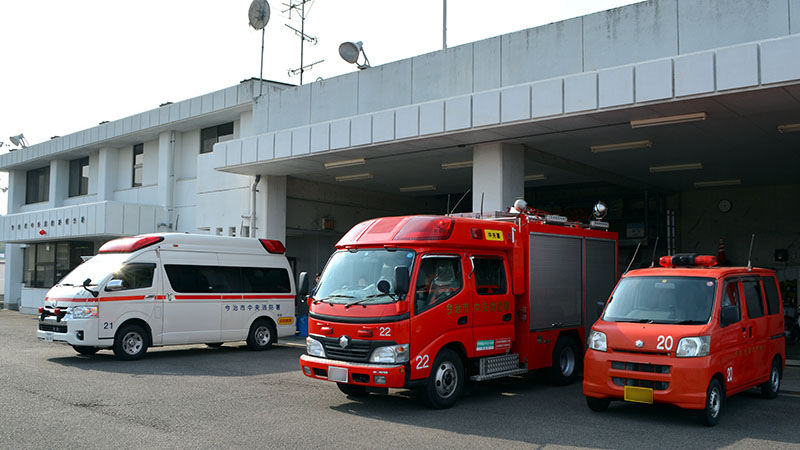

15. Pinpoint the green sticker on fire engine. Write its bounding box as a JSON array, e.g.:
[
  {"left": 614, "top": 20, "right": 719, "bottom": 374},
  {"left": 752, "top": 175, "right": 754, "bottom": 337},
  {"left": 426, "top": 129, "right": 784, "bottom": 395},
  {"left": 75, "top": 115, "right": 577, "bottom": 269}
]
[{"left": 476, "top": 340, "right": 495, "bottom": 351}]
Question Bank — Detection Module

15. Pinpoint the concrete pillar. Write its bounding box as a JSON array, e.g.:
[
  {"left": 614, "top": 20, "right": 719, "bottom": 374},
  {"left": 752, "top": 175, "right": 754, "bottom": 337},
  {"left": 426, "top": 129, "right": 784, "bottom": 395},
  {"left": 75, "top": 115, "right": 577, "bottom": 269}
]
[
  {"left": 96, "top": 147, "right": 118, "bottom": 201},
  {"left": 471, "top": 142, "right": 524, "bottom": 213},
  {"left": 7, "top": 170, "right": 26, "bottom": 214},
  {"left": 4, "top": 244, "right": 23, "bottom": 310},
  {"left": 157, "top": 131, "right": 177, "bottom": 229},
  {"left": 49, "top": 159, "right": 69, "bottom": 208},
  {"left": 255, "top": 175, "right": 286, "bottom": 243}
]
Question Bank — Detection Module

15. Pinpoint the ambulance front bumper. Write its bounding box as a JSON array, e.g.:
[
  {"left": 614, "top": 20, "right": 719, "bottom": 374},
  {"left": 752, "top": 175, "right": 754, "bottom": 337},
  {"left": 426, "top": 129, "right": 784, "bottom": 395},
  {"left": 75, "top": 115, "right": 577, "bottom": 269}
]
[
  {"left": 300, "top": 354, "right": 407, "bottom": 388},
  {"left": 37, "top": 316, "right": 106, "bottom": 347}
]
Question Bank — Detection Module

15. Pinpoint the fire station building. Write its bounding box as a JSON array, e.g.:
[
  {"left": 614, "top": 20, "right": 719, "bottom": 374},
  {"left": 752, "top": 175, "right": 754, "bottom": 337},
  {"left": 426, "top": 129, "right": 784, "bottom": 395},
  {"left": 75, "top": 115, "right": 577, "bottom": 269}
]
[{"left": 2, "top": 0, "right": 799, "bottom": 313}]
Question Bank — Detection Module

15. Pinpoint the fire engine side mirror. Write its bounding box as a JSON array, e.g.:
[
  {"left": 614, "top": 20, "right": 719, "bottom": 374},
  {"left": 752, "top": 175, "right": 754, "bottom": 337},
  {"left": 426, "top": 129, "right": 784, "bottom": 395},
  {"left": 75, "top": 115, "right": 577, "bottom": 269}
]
[
  {"left": 720, "top": 305, "right": 739, "bottom": 327},
  {"left": 297, "top": 272, "right": 309, "bottom": 297},
  {"left": 596, "top": 301, "right": 606, "bottom": 317},
  {"left": 394, "top": 266, "right": 409, "bottom": 295}
]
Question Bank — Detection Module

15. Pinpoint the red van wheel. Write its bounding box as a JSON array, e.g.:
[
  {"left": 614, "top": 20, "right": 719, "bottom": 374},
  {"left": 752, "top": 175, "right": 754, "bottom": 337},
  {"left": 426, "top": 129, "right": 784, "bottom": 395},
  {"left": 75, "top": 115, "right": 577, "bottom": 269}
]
[{"left": 761, "top": 358, "right": 781, "bottom": 399}]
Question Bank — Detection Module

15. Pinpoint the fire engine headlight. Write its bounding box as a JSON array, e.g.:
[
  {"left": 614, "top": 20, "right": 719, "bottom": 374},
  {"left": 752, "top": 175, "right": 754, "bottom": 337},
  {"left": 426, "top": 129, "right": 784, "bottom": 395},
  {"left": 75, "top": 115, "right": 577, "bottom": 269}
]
[
  {"left": 369, "top": 344, "right": 409, "bottom": 363},
  {"left": 306, "top": 337, "right": 326, "bottom": 358},
  {"left": 588, "top": 330, "right": 607, "bottom": 352},
  {"left": 68, "top": 306, "right": 98, "bottom": 318},
  {"left": 676, "top": 336, "right": 710, "bottom": 357}
]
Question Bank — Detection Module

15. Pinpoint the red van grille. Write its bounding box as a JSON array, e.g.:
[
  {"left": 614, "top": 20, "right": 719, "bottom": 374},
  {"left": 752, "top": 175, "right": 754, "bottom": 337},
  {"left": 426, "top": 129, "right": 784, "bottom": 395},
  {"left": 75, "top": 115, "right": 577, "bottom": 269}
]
[{"left": 611, "top": 361, "right": 670, "bottom": 374}]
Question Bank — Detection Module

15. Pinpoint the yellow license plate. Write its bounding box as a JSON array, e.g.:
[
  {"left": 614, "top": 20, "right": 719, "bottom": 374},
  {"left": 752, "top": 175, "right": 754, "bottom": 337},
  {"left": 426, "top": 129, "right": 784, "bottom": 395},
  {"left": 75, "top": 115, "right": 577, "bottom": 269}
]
[{"left": 624, "top": 386, "right": 653, "bottom": 404}]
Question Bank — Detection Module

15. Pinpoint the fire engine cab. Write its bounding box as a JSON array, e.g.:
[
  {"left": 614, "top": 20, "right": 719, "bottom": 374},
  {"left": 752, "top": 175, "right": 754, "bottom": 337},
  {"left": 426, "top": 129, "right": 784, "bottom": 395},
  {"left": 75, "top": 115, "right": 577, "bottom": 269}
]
[
  {"left": 584, "top": 253, "right": 785, "bottom": 426},
  {"left": 298, "top": 201, "right": 618, "bottom": 408}
]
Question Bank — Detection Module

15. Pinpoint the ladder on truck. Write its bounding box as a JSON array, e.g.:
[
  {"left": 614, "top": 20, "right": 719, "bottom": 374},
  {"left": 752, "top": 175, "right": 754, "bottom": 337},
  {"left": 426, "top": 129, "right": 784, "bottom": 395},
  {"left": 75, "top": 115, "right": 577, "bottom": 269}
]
[{"left": 470, "top": 353, "right": 528, "bottom": 381}]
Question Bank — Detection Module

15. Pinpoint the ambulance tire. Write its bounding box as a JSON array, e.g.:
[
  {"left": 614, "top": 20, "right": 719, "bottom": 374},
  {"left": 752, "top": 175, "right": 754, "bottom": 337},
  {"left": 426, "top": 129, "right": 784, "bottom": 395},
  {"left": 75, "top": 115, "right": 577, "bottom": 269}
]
[
  {"left": 548, "top": 337, "right": 581, "bottom": 386},
  {"left": 424, "top": 349, "right": 464, "bottom": 409},
  {"left": 760, "top": 357, "right": 781, "bottom": 399},
  {"left": 246, "top": 320, "right": 276, "bottom": 351},
  {"left": 337, "top": 383, "right": 369, "bottom": 397},
  {"left": 585, "top": 396, "right": 610, "bottom": 412},
  {"left": 72, "top": 345, "right": 99, "bottom": 356},
  {"left": 113, "top": 324, "right": 149, "bottom": 361},
  {"left": 700, "top": 378, "right": 723, "bottom": 426}
]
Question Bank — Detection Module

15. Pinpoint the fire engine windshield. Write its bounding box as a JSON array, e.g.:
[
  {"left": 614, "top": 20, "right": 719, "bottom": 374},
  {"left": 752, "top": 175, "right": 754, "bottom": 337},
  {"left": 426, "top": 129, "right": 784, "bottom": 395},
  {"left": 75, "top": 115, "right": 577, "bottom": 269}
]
[
  {"left": 315, "top": 249, "right": 415, "bottom": 305},
  {"left": 602, "top": 276, "right": 717, "bottom": 324},
  {"left": 56, "top": 254, "right": 129, "bottom": 287}
]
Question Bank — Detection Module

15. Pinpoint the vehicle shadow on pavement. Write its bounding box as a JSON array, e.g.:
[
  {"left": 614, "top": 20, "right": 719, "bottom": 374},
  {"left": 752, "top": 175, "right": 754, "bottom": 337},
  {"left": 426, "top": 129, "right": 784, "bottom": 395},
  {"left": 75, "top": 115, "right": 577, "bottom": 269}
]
[
  {"left": 46, "top": 343, "right": 306, "bottom": 377},
  {"left": 328, "top": 373, "right": 800, "bottom": 449}
]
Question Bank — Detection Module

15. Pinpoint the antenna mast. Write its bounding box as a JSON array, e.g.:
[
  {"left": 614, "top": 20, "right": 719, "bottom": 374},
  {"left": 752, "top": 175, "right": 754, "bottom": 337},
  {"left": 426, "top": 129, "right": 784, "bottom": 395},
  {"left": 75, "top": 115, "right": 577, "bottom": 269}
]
[{"left": 283, "top": 0, "right": 321, "bottom": 84}]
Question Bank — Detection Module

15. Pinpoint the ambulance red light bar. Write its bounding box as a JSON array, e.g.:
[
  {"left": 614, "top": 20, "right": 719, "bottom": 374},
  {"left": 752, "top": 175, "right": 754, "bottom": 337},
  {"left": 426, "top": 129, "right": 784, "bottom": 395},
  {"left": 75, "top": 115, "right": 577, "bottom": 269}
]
[
  {"left": 259, "top": 239, "right": 286, "bottom": 254},
  {"left": 99, "top": 236, "right": 164, "bottom": 253},
  {"left": 394, "top": 217, "right": 455, "bottom": 241},
  {"left": 659, "top": 254, "right": 717, "bottom": 267}
]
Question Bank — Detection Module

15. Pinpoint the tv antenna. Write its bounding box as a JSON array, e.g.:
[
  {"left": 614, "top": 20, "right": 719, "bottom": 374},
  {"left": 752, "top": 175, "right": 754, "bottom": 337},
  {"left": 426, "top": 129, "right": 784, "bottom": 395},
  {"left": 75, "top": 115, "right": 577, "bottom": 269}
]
[
  {"left": 248, "top": 0, "right": 272, "bottom": 98},
  {"left": 282, "top": 0, "right": 321, "bottom": 84}
]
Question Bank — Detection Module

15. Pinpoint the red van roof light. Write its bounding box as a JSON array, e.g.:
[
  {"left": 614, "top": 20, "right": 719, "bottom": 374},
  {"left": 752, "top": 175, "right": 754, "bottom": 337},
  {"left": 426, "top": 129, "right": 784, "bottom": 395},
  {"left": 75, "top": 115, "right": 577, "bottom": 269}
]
[
  {"left": 394, "top": 217, "right": 455, "bottom": 241},
  {"left": 659, "top": 254, "right": 717, "bottom": 267},
  {"left": 98, "top": 236, "right": 164, "bottom": 253},
  {"left": 259, "top": 239, "right": 285, "bottom": 254}
]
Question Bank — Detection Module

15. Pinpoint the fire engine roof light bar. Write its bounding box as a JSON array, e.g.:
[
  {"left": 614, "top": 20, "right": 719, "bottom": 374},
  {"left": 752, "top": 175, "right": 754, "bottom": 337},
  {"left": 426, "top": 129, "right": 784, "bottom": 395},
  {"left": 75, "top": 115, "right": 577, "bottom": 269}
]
[
  {"left": 324, "top": 158, "right": 365, "bottom": 169},
  {"left": 649, "top": 162, "right": 703, "bottom": 173},
  {"left": 523, "top": 174, "right": 547, "bottom": 181},
  {"left": 693, "top": 179, "right": 741, "bottom": 188},
  {"left": 335, "top": 172, "right": 373, "bottom": 182},
  {"left": 630, "top": 112, "right": 706, "bottom": 128},
  {"left": 441, "top": 161, "right": 473, "bottom": 170},
  {"left": 590, "top": 140, "right": 652, "bottom": 153},
  {"left": 777, "top": 123, "right": 800, "bottom": 133},
  {"left": 399, "top": 184, "right": 436, "bottom": 192}
]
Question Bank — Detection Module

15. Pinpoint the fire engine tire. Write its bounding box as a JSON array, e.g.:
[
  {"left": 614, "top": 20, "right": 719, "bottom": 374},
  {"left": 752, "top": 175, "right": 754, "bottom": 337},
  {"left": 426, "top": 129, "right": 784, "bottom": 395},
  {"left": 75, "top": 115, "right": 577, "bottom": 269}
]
[
  {"left": 336, "top": 383, "right": 369, "bottom": 397},
  {"left": 585, "top": 396, "right": 610, "bottom": 412},
  {"left": 700, "top": 378, "right": 723, "bottom": 427},
  {"left": 548, "top": 337, "right": 581, "bottom": 386},
  {"left": 424, "top": 349, "right": 464, "bottom": 409},
  {"left": 246, "top": 320, "right": 276, "bottom": 351},
  {"left": 206, "top": 343, "right": 224, "bottom": 348},
  {"left": 761, "top": 358, "right": 781, "bottom": 399},
  {"left": 72, "top": 345, "right": 99, "bottom": 356},
  {"left": 113, "top": 324, "right": 149, "bottom": 361}
]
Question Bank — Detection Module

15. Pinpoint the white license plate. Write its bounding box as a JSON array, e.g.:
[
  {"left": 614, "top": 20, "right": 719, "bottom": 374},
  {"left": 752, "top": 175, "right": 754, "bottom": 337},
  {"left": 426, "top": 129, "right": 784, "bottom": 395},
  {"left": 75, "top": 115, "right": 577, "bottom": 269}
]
[
  {"left": 45, "top": 332, "right": 54, "bottom": 342},
  {"left": 328, "top": 366, "right": 348, "bottom": 383}
]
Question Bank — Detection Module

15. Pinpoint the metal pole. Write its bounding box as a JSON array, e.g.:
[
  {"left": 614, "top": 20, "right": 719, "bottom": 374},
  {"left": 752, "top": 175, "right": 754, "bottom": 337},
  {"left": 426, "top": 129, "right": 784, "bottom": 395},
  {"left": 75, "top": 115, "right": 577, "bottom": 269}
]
[
  {"left": 259, "top": 28, "right": 265, "bottom": 97},
  {"left": 442, "top": 0, "right": 447, "bottom": 50},
  {"left": 300, "top": 1, "right": 305, "bottom": 85}
]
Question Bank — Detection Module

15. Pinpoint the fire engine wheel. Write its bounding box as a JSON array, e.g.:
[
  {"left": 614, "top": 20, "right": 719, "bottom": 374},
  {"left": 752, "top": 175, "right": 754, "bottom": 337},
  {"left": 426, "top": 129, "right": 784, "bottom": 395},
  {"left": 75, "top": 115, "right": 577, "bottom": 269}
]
[
  {"left": 585, "top": 396, "right": 611, "bottom": 412},
  {"left": 246, "top": 320, "right": 276, "bottom": 351},
  {"left": 548, "top": 337, "right": 581, "bottom": 386},
  {"left": 700, "top": 378, "right": 723, "bottom": 427},
  {"left": 113, "top": 324, "right": 148, "bottom": 361},
  {"left": 760, "top": 357, "right": 781, "bottom": 399},
  {"left": 71, "top": 345, "right": 99, "bottom": 356},
  {"left": 337, "top": 383, "right": 369, "bottom": 397},
  {"left": 424, "top": 349, "right": 464, "bottom": 409}
]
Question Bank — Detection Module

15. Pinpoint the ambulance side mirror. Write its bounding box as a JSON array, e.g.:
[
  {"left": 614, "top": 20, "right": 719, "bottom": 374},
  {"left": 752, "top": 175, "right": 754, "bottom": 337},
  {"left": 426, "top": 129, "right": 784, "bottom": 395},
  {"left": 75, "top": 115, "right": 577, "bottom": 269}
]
[
  {"left": 720, "top": 305, "right": 739, "bottom": 327},
  {"left": 297, "top": 272, "right": 309, "bottom": 297},
  {"left": 394, "top": 266, "right": 409, "bottom": 295}
]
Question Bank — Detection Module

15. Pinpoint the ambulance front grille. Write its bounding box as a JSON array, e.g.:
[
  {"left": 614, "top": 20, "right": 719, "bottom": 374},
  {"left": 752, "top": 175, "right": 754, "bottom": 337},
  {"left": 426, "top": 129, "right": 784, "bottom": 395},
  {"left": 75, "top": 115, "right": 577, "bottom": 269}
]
[{"left": 39, "top": 322, "right": 67, "bottom": 333}]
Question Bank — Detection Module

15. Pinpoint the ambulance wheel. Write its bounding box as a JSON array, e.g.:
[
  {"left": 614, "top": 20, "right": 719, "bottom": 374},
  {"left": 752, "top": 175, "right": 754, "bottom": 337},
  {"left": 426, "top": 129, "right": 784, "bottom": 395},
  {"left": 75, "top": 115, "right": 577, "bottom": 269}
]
[
  {"left": 548, "top": 337, "right": 581, "bottom": 386},
  {"left": 206, "top": 343, "right": 224, "bottom": 348},
  {"left": 246, "top": 320, "right": 276, "bottom": 351},
  {"left": 700, "top": 378, "right": 723, "bottom": 426},
  {"left": 585, "top": 396, "right": 610, "bottom": 412},
  {"left": 113, "top": 324, "right": 148, "bottom": 361},
  {"left": 424, "top": 349, "right": 464, "bottom": 409},
  {"left": 72, "top": 345, "right": 99, "bottom": 356},
  {"left": 337, "top": 383, "right": 368, "bottom": 397},
  {"left": 761, "top": 357, "right": 781, "bottom": 399}
]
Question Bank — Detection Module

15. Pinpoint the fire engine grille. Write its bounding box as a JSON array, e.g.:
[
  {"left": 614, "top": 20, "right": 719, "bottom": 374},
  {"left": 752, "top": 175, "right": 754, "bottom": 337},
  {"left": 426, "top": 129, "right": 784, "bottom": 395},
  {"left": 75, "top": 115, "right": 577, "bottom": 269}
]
[
  {"left": 613, "top": 377, "right": 669, "bottom": 391},
  {"left": 39, "top": 322, "right": 67, "bottom": 333},
  {"left": 317, "top": 336, "right": 397, "bottom": 363},
  {"left": 611, "top": 361, "right": 670, "bottom": 374}
]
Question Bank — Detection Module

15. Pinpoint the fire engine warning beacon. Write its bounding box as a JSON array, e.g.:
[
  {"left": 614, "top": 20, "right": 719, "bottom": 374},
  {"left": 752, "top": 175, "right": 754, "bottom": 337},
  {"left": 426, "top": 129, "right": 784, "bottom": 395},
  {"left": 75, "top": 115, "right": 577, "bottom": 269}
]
[
  {"left": 37, "top": 234, "right": 296, "bottom": 360},
  {"left": 298, "top": 200, "right": 618, "bottom": 408},
  {"left": 584, "top": 253, "right": 785, "bottom": 426}
]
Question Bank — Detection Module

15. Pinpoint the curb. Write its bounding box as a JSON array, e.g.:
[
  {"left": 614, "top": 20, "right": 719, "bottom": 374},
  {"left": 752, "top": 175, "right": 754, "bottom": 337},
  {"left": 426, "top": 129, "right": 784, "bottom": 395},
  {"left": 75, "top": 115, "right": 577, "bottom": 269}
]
[{"left": 787, "top": 359, "right": 800, "bottom": 368}]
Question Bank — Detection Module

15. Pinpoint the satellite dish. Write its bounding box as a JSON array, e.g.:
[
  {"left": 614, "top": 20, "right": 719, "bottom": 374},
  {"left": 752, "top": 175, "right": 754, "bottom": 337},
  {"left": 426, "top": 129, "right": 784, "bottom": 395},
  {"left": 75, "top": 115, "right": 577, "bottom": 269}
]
[
  {"left": 248, "top": 0, "right": 271, "bottom": 30},
  {"left": 338, "top": 41, "right": 362, "bottom": 64}
]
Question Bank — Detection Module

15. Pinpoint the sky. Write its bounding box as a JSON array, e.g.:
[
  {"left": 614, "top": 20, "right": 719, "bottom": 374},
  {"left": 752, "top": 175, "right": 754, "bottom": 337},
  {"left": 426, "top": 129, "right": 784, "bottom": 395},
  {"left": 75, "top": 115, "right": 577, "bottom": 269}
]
[{"left": 0, "top": 0, "right": 640, "bottom": 212}]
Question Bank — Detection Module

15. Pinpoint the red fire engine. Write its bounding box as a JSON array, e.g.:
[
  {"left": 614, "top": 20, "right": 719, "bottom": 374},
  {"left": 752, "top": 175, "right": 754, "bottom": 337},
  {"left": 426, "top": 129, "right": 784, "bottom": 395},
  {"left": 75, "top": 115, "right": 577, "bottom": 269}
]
[{"left": 298, "top": 202, "right": 618, "bottom": 408}]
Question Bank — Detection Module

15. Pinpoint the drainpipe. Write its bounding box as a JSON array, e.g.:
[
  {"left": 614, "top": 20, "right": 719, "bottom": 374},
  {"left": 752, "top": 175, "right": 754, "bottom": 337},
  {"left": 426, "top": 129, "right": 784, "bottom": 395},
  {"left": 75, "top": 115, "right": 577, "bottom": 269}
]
[{"left": 250, "top": 175, "right": 261, "bottom": 237}]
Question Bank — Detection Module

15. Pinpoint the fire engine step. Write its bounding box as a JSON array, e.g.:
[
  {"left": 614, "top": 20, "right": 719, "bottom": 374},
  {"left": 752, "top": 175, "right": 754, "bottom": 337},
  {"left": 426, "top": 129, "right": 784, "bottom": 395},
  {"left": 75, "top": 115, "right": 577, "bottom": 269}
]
[{"left": 470, "top": 354, "right": 528, "bottom": 381}]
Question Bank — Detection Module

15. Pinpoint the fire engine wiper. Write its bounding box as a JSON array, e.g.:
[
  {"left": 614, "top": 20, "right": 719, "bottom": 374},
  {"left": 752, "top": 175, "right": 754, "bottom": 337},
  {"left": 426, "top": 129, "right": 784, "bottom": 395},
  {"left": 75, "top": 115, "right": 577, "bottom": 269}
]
[{"left": 313, "top": 294, "right": 354, "bottom": 305}]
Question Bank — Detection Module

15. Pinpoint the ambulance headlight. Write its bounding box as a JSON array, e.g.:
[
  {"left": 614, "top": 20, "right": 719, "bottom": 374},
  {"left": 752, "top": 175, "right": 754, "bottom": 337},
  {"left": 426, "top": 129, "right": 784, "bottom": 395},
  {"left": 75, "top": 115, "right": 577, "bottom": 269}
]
[
  {"left": 369, "top": 344, "right": 409, "bottom": 363},
  {"left": 588, "top": 330, "right": 607, "bottom": 352},
  {"left": 306, "top": 337, "right": 326, "bottom": 357},
  {"left": 676, "top": 336, "right": 710, "bottom": 357},
  {"left": 68, "top": 306, "right": 98, "bottom": 318}
]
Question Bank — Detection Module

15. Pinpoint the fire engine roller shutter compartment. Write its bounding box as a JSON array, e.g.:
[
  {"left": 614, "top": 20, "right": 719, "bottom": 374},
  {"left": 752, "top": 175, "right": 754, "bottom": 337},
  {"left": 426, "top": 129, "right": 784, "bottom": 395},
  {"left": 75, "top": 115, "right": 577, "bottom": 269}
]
[{"left": 529, "top": 233, "right": 582, "bottom": 330}]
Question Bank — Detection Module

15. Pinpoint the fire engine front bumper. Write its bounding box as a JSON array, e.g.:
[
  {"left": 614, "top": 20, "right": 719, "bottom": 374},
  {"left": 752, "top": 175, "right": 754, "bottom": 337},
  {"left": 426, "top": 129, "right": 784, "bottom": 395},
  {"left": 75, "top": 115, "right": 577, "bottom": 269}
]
[{"left": 300, "top": 354, "right": 407, "bottom": 388}]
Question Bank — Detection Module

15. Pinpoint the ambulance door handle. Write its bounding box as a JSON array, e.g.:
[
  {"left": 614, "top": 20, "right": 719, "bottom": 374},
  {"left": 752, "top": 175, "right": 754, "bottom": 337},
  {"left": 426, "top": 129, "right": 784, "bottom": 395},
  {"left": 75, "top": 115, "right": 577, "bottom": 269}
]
[
  {"left": 457, "top": 316, "right": 467, "bottom": 325},
  {"left": 144, "top": 294, "right": 155, "bottom": 300}
]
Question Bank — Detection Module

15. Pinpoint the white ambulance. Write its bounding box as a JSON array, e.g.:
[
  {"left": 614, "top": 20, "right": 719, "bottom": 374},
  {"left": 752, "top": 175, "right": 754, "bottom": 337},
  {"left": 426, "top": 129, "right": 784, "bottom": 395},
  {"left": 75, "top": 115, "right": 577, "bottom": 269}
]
[{"left": 36, "top": 234, "right": 296, "bottom": 360}]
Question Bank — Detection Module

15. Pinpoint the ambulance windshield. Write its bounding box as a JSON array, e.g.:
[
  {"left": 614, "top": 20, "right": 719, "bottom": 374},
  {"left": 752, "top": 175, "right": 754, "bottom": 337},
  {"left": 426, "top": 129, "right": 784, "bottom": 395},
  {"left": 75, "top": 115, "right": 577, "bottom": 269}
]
[
  {"left": 315, "top": 249, "right": 415, "bottom": 305},
  {"left": 602, "top": 276, "right": 717, "bottom": 324},
  {"left": 57, "top": 254, "right": 129, "bottom": 287}
]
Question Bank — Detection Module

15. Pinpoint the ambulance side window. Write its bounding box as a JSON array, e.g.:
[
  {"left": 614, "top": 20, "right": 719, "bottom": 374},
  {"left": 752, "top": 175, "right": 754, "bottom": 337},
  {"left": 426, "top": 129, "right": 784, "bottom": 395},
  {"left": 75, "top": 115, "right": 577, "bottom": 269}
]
[
  {"left": 414, "top": 256, "right": 462, "bottom": 314},
  {"left": 106, "top": 263, "right": 156, "bottom": 291},
  {"left": 743, "top": 280, "right": 764, "bottom": 319},
  {"left": 721, "top": 281, "right": 741, "bottom": 324},
  {"left": 471, "top": 257, "right": 507, "bottom": 295}
]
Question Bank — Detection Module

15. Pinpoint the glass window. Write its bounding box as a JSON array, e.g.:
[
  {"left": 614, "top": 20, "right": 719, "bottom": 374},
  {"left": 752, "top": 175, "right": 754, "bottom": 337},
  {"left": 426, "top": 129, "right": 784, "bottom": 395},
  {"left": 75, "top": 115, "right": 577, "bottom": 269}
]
[
  {"left": 106, "top": 263, "right": 156, "bottom": 290},
  {"left": 132, "top": 144, "right": 144, "bottom": 187},
  {"left": 414, "top": 255, "right": 462, "bottom": 313},
  {"left": 23, "top": 242, "right": 96, "bottom": 288},
  {"left": 471, "top": 257, "right": 507, "bottom": 295},
  {"left": 242, "top": 267, "right": 291, "bottom": 293},
  {"left": 200, "top": 122, "right": 234, "bottom": 154},
  {"left": 68, "top": 157, "right": 89, "bottom": 197},
  {"left": 762, "top": 277, "right": 781, "bottom": 316},
  {"left": 315, "top": 249, "right": 415, "bottom": 305},
  {"left": 603, "top": 277, "right": 716, "bottom": 324},
  {"left": 165, "top": 265, "right": 242, "bottom": 293},
  {"left": 25, "top": 166, "right": 50, "bottom": 204},
  {"left": 35, "top": 243, "right": 56, "bottom": 288},
  {"left": 721, "top": 281, "right": 741, "bottom": 324},
  {"left": 743, "top": 280, "right": 764, "bottom": 319}
]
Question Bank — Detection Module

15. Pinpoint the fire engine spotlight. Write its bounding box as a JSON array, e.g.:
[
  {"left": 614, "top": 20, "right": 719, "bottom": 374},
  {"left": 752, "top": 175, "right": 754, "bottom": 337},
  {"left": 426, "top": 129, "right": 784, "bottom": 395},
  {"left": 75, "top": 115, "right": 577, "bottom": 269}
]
[
  {"left": 512, "top": 199, "right": 528, "bottom": 214},
  {"left": 593, "top": 201, "right": 608, "bottom": 220}
]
